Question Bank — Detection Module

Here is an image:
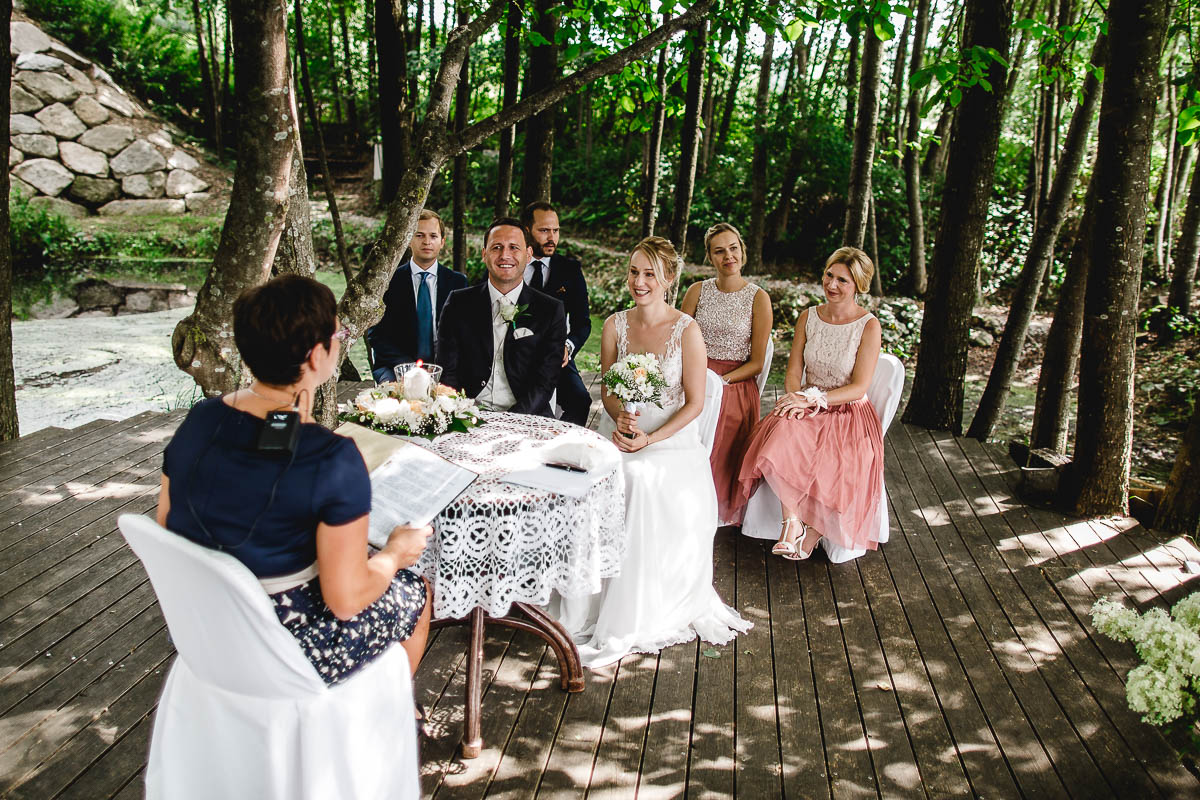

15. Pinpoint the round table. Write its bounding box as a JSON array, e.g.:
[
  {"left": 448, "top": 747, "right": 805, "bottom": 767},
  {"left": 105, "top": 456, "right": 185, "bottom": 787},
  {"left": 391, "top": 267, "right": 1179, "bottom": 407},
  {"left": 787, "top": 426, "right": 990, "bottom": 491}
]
[{"left": 404, "top": 411, "right": 626, "bottom": 757}]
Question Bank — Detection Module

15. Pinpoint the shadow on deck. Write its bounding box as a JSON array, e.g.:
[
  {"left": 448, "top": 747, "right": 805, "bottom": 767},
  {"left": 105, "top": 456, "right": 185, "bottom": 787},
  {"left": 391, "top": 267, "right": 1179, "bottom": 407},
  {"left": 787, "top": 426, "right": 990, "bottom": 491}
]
[{"left": 0, "top": 381, "right": 1197, "bottom": 798}]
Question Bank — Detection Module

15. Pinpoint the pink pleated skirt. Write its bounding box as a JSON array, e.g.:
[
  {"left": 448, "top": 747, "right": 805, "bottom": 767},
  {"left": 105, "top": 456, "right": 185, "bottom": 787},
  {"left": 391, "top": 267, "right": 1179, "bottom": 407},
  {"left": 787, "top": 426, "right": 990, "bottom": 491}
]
[
  {"left": 707, "top": 358, "right": 761, "bottom": 524},
  {"left": 733, "top": 395, "right": 884, "bottom": 551}
]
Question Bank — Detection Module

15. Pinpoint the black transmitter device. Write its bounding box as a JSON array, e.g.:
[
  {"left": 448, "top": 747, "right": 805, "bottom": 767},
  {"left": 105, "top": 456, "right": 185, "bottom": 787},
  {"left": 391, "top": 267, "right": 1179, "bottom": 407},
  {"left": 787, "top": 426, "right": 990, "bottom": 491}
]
[{"left": 256, "top": 409, "right": 300, "bottom": 453}]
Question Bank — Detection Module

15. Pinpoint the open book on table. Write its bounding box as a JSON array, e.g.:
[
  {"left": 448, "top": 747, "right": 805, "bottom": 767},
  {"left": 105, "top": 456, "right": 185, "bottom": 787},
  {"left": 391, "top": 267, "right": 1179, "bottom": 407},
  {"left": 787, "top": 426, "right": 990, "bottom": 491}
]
[{"left": 335, "top": 422, "right": 478, "bottom": 548}]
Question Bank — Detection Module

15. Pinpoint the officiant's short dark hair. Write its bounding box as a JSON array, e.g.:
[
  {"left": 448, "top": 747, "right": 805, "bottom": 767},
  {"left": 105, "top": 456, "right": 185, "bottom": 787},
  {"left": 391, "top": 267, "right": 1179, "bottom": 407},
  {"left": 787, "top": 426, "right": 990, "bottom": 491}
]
[
  {"left": 233, "top": 275, "right": 337, "bottom": 386},
  {"left": 520, "top": 202, "right": 556, "bottom": 227},
  {"left": 484, "top": 217, "right": 533, "bottom": 248}
]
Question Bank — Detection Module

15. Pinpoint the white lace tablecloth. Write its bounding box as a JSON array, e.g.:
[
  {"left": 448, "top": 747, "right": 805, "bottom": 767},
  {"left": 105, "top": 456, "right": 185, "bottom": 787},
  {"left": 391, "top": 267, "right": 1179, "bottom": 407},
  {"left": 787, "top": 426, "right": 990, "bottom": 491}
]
[{"left": 403, "top": 412, "right": 626, "bottom": 620}]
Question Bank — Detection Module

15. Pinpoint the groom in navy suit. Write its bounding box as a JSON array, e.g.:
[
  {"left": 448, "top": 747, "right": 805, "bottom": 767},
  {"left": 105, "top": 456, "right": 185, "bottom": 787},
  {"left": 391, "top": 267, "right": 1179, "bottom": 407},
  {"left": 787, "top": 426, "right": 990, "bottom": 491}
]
[
  {"left": 437, "top": 218, "right": 566, "bottom": 416},
  {"left": 366, "top": 209, "right": 468, "bottom": 382},
  {"left": 521, "top": 202, "right": 592, "bottom": 426}
]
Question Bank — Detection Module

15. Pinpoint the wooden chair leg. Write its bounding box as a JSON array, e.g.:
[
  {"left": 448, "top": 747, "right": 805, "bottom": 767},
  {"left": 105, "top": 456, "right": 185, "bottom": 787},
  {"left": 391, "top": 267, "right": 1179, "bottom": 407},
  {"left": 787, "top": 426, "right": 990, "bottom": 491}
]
[{"left": 512, "top": 602, "right": 585, "bottom": 692}]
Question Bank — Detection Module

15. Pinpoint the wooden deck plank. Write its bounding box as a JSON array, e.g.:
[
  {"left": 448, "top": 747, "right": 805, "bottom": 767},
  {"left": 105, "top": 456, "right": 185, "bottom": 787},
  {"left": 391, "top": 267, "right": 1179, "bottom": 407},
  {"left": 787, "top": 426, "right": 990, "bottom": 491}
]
[
  {"left": 732, "top": 536, "right": 782, "bottom": 799},
  {"left": 907, "top": 428, "right": 1116, "bottom": 798},
  {"left": 3, "top": 402, "right": 1196, "bottom": 798},
  {"left": 765, "top": 549, "right": 832, "bottom": 800},
  {"left": 831, "top": 556, "right": 923, "bottom": 799},
  {"left": 0, "top": 419, "right": 120, "bottom": 479},
  {"left": 684, "top": 530, "right": 738, "bottom": 799},
  {"left": 891, "top": 423, "right": 1070, "bottom": 799},
  {"left": 585, "top": 653, "right": 656, "bottom": 798},
  {"left": 880, "top": 435, "right": 1022, "bottom": 797},
  {"left": 634, "top": 642, "right": 698, "bottom": 799},
  {"left": 965, "top": 438, "right": 1199, "bottom": 798},
  {"left": 856, "top": 506, "right": 965, "bottom": 798}
]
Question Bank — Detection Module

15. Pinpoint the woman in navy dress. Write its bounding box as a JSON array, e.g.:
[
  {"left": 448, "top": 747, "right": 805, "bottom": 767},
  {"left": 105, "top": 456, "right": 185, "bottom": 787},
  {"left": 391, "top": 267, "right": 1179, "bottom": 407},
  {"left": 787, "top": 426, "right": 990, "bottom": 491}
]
[{"left": 157, "top": 275, "right": 432, "bottom": 686}]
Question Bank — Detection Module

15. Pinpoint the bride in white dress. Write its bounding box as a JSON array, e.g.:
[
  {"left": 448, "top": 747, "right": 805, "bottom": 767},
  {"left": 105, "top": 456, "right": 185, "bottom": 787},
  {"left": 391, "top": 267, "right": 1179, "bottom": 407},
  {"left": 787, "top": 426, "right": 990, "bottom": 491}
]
[{"left": 555, "top": 236, "right": 751, "bottom": 668}]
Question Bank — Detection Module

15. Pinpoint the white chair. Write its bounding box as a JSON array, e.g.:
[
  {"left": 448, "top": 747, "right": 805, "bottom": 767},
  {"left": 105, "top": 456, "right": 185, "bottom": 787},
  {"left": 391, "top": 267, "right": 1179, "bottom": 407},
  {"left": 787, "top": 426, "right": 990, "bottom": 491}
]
[
  {"left": 755, "top": 337, "right": 775, "bottom": 397},
  {"left": 741, "top": 353, "right": 905, "bottom": 563},
  {"left": 117, "top": 514, "right": 420, "bottom": 800},
  {"left": 696, "top": 368, "right": 725, "bottom": 456}
]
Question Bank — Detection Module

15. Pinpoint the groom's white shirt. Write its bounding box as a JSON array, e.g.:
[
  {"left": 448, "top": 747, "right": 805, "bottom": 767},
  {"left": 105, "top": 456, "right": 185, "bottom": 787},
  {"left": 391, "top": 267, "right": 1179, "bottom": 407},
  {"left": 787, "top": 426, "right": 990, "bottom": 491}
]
[{"left": 480, "top": 281, "right": 522, "bottom": 411}]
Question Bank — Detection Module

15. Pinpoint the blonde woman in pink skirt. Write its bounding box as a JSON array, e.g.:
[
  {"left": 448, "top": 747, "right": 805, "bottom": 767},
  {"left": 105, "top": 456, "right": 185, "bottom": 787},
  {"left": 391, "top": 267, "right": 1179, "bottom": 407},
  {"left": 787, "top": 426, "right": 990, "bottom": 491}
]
[
  {"left": 731, "top": 246, "right": 884, "bottom": 559},
  {"left": 680, "top": 223, "right": 773, "bottom": 525}
]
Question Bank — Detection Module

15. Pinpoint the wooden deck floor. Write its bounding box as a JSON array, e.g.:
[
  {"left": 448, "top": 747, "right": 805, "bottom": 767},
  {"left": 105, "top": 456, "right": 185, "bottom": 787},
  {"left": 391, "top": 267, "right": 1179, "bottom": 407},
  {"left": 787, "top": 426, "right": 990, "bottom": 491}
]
[{"left": 1, "top": 385, "right": 1198, "bottom": 798}]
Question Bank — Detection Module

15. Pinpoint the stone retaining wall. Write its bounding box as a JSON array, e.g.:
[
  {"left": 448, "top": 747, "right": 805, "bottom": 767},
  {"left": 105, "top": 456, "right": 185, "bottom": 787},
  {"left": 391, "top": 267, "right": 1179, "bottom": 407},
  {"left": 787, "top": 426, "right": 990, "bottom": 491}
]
[{"left": 9, "top": 18, "right": 227, "bottom": 218}]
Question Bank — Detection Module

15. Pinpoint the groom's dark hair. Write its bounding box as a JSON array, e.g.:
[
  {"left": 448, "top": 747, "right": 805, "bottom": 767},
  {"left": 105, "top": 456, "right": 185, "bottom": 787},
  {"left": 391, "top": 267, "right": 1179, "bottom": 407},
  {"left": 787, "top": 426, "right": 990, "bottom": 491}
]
[{"left": 484, "top": 217, "right": 533, "bottom": 249}]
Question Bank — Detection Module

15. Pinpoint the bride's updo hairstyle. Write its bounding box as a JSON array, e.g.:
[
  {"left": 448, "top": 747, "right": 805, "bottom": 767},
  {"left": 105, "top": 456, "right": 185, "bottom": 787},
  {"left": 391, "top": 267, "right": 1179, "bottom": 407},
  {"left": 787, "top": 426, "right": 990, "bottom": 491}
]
[
  {"left": 702, "top": 222, "right": 746, "bottom": 265},
  {"left": 632, "top": 235, "right": 681, "bottom": 306},
  {"left": 825, "top": 246, "right": 875, "bottom": 294}
]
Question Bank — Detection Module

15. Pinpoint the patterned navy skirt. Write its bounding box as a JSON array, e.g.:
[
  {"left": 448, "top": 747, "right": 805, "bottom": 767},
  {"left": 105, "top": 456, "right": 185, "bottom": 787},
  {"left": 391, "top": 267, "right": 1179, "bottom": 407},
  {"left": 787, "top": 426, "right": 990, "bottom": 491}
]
[{"left": 270, "top": 568, "right": 427, "bottom": 686}]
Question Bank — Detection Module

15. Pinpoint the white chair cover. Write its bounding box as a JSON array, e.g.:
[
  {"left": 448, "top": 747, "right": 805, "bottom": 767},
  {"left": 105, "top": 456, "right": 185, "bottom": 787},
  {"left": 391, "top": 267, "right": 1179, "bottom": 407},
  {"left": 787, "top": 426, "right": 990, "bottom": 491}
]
[
  {"left": 755, "top": 337, "right": 775, "bottom": 396},
  {"left": 697, "top": 368, "right": 725, "bottom": 456},
  {"left": 741, "top": 353, "right": 905, "bottom": 563},
  {"left": 118, "top": 514, "right": 420, "bottom": 800}
]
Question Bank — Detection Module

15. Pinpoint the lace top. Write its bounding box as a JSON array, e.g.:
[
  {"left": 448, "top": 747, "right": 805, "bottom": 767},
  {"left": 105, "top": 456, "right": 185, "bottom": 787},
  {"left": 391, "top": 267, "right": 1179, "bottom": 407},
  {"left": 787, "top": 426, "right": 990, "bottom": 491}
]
[
  {"left": 693, "top": 279, "right": 760, "bottom": 361},
  {"left": 803, "top": 307, "right": 875, "bottom": 391},
  {"left": 615, "top": 309, "right": 693, "bottom": 412}
]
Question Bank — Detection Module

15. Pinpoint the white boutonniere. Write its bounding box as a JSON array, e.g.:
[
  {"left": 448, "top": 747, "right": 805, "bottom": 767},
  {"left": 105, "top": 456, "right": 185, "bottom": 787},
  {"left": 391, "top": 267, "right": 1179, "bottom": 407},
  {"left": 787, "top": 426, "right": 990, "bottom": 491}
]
[{"left": 497, "top": 301, "right": 529, "bottom": 330}]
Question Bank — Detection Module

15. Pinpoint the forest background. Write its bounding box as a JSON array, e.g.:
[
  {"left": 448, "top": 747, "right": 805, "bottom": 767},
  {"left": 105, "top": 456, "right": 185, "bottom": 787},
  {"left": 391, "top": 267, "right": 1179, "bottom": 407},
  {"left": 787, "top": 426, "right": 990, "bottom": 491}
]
[{"left": 0, "top": 0, "right": 1197, "bottom": 536}]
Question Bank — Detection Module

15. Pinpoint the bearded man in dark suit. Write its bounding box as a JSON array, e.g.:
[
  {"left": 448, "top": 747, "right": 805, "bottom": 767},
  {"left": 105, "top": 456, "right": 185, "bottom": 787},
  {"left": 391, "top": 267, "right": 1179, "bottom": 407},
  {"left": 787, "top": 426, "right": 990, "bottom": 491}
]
[
  {"left": 366, "top": 209, "right": 468, "bottom": 382},
  {"left": 520, "top": 202, "right": 592, "bottom": 426},
  {"left": 437, "top": 218, "right": 567, "bottom": 417}
]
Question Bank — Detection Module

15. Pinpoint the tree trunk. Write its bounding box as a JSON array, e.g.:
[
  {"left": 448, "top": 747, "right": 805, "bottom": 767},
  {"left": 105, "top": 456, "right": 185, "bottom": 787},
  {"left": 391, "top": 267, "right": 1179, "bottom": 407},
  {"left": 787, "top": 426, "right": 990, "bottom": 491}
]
[
  {"left": 1155, "top": 397, "right": 1200, "bottom": 535},
  {"left": 222, "top": 5, "right": 234, "bottom": 143},
  {"left": 192, "top": 0, "right": 222, "bottom": 152},
  {"left": 968, "top": 33, "right": 1107, "bottom": 441},
  {"left": 843, "top": 25, "right": 883, "bottom": 248},
  {"left": 904, "top": 0, "right": 931, "bottom": 296},
  {"left": 1069, "top": 0, "right": 1169, "bottom": 517},
  {"left": 922, "top": 102, "right": 954, "bottom": 183},
  {"left": 1167, "top": 155, "right": 1200, "bottom": 316},
  {"left": 746, "top": 6, "right": 778, "bottom": 273},
  {"left": 902, "top": 0, "right": 1012, "bottom": 434},
  {"left": 1153, "top": 62, "right": 1178, "bottom": 274},
  {"left": 325, "top": 3, "right": 345, "bottom": 124},
  {"left": 338, "top": 3, "right": 360, "bottom": 140},
  {"left": 641, "top": 15, "right": 668, "bottom": 238},
  {"left": 1166, "top": 145, "right": 1195, "bottom": 272},
  {"left": 173, "top": 0, "right": 297, "bottom": 396},
  {"left": 274, "top": 144, "right": 318, "bottom": 279},
  {"left": 376, "top": 0, "right": 409, "bottom": 204},
  {"left": 885, "top": 12, "right": 912, "bottom": 162},
  {"left": 714, "top": 25, "right": 745, "bottom": 161},
  {"left": 0, "top": 0, "right": 17, "bottom": 441},
  {"left": 696, "top": 44, "right": 717, "bottom": 178},
  {"left": 668, "top": 19, "right": 708, "bottom": 260},
  {"left": 867, "top": 193, "right": 883, "bottom": 296},
  {"left": 295, "top": 0, "right": 353, "bottom": 283},
  {"left": 494, "top": 0, "right": 522, "bottom": 217},
  {"left": 843, "top": 26, "right": 859, "bottom": 140},
  {"left": 1030, "top": 180, "right": 1095, "bottom": 453},
  {"left": 453, "top": 6, "right": 470, "bottom": 273},
  {"left": 520, "top": 0, "right": 558, "bottom": 203}
]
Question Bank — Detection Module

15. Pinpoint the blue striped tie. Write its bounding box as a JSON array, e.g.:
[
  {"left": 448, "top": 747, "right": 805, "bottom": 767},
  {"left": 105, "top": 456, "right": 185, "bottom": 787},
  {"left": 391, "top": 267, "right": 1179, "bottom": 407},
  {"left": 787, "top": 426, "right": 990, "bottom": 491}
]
[{"left": 416, "top": 272, "right": 433, "bottom": 362}]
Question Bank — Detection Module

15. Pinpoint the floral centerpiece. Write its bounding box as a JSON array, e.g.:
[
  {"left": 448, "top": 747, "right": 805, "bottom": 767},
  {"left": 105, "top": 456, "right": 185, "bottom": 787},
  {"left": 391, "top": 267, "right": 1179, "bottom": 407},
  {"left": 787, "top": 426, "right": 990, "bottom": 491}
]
[
  {"left": 1092, "top": 591, "right": 1200, "bottom": 756},
  {"left": 602, "top": 353, "right": 667, "bottom": 436},
  {"left": 340, "top": 364, "right": 483, "bottom": 439}
]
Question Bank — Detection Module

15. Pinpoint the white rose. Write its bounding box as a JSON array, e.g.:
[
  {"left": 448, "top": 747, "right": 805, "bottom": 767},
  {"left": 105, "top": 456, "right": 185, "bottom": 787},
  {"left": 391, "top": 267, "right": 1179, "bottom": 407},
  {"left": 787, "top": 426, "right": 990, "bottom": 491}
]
[{"left": 373, "top": 397, "right": 403, "bottom": 424}]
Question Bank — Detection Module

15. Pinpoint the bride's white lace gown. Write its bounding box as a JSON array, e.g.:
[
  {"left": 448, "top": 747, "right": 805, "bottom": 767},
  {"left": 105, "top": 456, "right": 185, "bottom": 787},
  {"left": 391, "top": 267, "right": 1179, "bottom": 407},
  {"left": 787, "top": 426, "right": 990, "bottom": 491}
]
[{"left": 555, "top": 310, "right": 752, "bottom": 668}]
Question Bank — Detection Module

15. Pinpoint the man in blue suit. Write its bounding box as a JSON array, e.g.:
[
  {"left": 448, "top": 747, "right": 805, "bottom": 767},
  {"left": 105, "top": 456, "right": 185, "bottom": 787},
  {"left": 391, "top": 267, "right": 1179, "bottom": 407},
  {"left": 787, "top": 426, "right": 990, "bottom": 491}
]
[
  {"left": 521, "top": 202, "right": 592, "bottom": 426},
  {"left": 367, "top": 209, "right": 468, "bottom": 383}
]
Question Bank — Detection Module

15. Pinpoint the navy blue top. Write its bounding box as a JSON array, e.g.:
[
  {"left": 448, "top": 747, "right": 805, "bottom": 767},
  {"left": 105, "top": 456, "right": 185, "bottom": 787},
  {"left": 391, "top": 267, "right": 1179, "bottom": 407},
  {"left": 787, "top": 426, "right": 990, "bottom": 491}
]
[{"left": 162, "top": 397, "right": 371, "bottom": 578}]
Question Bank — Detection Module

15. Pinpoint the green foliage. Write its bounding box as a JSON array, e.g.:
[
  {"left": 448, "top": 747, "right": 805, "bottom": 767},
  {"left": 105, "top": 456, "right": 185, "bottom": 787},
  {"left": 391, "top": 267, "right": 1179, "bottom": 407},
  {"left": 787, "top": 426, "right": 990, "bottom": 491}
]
[
  {"left": 912, "top": 45, "right": 1008, "bottom": 114},
  {"left": 9, "top": 192, "right": 76, "bottom": 281},
  {"left": 23, "top": 0, "right": 206, "bottom": 134}
]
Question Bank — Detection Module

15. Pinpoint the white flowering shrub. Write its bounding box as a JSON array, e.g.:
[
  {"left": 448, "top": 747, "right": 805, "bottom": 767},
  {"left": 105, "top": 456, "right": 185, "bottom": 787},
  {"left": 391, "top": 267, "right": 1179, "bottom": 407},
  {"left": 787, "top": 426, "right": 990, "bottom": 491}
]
[{"left": 1092, "top": 593, "right": 1200, "bottom": 746}]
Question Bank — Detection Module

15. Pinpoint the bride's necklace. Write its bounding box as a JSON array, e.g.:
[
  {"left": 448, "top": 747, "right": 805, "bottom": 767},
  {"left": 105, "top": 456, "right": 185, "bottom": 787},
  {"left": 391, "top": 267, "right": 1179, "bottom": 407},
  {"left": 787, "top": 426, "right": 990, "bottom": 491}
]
[{"left": 246, "top": 384, "right": 294, "bottom": 407}]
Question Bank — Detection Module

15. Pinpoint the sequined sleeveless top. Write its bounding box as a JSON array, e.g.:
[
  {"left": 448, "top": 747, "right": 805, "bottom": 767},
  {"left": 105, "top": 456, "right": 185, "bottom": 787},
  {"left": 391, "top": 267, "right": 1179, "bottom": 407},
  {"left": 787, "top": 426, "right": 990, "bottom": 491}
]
[
  {"left": 803, "top": 307, "right": 875, "bottom": 391},
  {"left": 692, "top": 279, "right": 760, "bottom": 361}
]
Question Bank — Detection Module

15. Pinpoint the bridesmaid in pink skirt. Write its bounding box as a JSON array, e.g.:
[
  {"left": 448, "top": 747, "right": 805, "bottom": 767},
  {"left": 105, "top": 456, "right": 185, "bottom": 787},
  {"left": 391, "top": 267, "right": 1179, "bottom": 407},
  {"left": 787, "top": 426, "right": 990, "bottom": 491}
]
[
  {"left": 731, "top": 246, "right": 884, "bottom": 559},
  {"left": 680, "top": 223, "right": 773, "bottom": 525}
]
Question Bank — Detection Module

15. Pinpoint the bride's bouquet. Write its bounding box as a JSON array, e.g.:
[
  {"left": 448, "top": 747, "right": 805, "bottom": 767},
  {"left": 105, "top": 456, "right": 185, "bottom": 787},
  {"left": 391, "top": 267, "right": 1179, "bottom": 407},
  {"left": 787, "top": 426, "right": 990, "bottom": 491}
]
[
  {"left": 602, "top": 353, "right": 668, "bottom": 426},
  {"left": 340, "top": 372, "right": 483, "bottom": 439}
]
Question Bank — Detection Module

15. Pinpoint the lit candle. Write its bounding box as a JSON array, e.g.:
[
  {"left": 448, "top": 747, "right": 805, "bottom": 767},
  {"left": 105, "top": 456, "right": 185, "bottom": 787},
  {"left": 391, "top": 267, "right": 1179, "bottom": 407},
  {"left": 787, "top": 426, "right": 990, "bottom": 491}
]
[{"left": 402, "top": 365, "right": 433, "bottom": 400}]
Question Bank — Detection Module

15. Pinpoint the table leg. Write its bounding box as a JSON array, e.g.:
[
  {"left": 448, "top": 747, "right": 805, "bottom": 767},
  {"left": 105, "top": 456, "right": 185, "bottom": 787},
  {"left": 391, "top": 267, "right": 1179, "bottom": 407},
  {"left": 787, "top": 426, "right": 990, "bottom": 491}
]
[{"left": 461, "top": 607, "right": 484, "bottom": 759}]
